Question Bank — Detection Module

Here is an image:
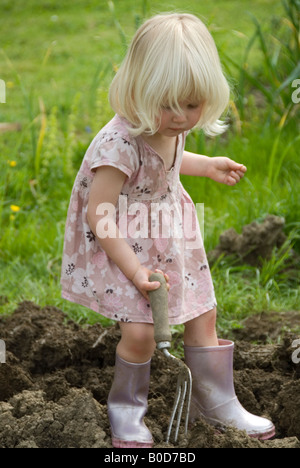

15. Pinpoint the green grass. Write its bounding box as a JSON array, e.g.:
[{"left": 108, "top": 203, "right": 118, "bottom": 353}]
[{"left": 0, "top": 0, "right": 299, "bottom": 332}]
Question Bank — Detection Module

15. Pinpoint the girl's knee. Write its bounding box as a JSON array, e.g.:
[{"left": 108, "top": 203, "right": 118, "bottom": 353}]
[
  {"left": 184, "top": 307, "right": 218, "bottom": 347},
  {"left": 118, "top": 322, "right": 156, "bottom": 361},
  {"left": 128, "top": 324, "right": 155, "bottom": 348},
  {"left": 203, "top": 307, "right": 217, "bottom": 334}
]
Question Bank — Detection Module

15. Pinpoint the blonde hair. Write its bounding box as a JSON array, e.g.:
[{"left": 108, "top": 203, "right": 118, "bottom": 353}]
[{"left": 109, "top": 13, "right": 230, "bottom": 137}]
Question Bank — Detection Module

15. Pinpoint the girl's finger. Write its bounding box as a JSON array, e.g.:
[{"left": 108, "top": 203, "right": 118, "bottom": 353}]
[
  {"left": 145, "top": 281, "right": 161, "bottom": 290},
  {"left": 154, "top": 269, "right": 169, "bottom": 282},
  {"left": 154, "top": 269, "right": 170, "bottom": 291},
  {"left": 230, "top": 171, "right": 240, "bottom": 182}
]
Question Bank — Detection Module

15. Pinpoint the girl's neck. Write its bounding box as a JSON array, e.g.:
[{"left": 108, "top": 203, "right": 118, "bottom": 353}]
[{"left": 142, "top": 133, "right": 177, "bottom": 171}]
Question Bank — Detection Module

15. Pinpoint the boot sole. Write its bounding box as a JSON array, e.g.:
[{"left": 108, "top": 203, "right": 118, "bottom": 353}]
[
  {"left": 248, "top": 426, "right": 276, "bottom": 440},
  {"left": 190, "top": 412, "right": 276, "bottom": 441},
  {"left": 112, "top": 437, "right": 153, "bottom": 448}
]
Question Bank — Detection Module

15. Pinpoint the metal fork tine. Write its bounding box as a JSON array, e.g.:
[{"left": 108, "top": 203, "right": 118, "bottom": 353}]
[
  {"left": 166, "top": 366, "right": 193, "bottom": 443},
  {"left": 174, "top": 379, "right": 187, "bottom": 442},
  {"left": 174, "top": 367, "right": 192, "bottom": 442},
  {"left": 166, "top": 381, "right": 182, "bottom": 443},
  {"left": 184, "top": 369, "right": 192, "bottom": 436}
]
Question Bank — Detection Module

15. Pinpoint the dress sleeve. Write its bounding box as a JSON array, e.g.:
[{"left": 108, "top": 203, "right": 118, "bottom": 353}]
[{"left": 89, "top": 134, "right": 139, "bottom": 178}]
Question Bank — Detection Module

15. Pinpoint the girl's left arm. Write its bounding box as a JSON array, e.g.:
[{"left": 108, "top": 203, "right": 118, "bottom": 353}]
[{"left": 180, "top": 150, "right": 247, "bottom": 186}]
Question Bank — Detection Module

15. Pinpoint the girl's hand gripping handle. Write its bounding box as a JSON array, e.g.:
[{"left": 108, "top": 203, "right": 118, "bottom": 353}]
[{"left": 149, "top": 273, "right": 171, "bottom": 350}]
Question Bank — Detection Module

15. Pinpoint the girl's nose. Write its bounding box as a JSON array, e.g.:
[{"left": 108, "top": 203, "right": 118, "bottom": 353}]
[{"left": 173, "top": 112, "right": 187, "bottom": 123}]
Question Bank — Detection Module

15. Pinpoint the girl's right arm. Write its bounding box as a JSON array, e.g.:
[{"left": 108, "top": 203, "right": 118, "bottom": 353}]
[{"left": 87, "top": 166, "right": 162, "bottom": 298}]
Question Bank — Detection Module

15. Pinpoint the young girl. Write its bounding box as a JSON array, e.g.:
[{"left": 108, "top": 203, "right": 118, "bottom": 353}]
[{"left": 61, "top": 13, "right": 275, "bottom": 447}]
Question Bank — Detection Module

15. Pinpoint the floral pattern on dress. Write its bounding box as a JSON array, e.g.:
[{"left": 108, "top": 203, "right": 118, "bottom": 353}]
[{"left": 61, "top": 115, "right": 216, "bottom": 325}]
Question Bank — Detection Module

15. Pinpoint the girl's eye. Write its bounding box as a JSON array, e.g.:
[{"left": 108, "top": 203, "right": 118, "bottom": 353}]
[{"left": 187, "top": 103, "right": 200, "bottom": 109}]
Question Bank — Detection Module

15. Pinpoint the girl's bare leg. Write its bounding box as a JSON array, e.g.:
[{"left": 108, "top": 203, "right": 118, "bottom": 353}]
[
  {"left": 117, "top": 322, "right": 156, "bottom": 363},
  {"left": 184, "top": 307, "right": 218, "bottom": 347}
]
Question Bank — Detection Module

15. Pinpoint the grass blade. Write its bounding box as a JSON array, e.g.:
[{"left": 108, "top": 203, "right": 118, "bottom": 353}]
[{"left": 35, "top": 98, "right": 47, "bottom": 179}]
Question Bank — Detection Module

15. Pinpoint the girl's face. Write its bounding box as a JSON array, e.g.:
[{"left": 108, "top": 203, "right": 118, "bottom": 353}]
[{"left": 158, "top": 101, "right": 202, "bottom": 137}]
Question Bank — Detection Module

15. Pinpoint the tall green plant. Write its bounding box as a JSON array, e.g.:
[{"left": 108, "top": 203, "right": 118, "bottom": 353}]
[{"left": 225, "top": 0, "right": 300, "bottom": 126}]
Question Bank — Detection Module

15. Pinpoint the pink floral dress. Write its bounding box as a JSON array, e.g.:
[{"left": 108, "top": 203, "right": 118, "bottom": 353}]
[{"left": 61, "top": 115, "right": 216, "bottom": 324}]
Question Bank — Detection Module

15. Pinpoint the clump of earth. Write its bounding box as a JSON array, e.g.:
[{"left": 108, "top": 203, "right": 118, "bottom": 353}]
[
  {"left": 208, "top": 214, "right": 288, "bottom": 266},
  {"left": 0, "top": 301, "right": 299, "bottom": 448}
]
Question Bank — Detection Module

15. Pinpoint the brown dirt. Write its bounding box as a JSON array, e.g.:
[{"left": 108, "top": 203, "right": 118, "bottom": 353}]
[
  {"left": 208, "top": 214, "right": 288, "bottom": 266},
  {"left": 0, "top": 301, "right": 299, "bottom": 448}
]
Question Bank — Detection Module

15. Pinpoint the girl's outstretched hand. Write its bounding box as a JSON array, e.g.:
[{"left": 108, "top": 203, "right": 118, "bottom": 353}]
[
  {"left": 132, "top": 267, "right": 170, "bottom": 300},
  {"left": 207, "top": 157, "right": 247, "bottom": 186}
]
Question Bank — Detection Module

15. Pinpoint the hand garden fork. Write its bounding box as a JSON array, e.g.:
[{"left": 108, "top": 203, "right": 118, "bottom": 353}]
[{"left": 149, "top": 272, "right": 192, "bottom": 444}]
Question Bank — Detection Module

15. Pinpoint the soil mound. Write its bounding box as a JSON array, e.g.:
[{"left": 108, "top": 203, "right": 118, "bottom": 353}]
[
  {"left": 208, "top": 214, "right": 287, "bottom": 266},
  {"left": 0, "top": 302, "right": 299, "bottom": 448}
]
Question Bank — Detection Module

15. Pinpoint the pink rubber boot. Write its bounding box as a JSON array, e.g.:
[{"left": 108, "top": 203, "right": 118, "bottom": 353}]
[
  {"left": 107, "top": 354, "right": 154, "bottom": 448},
  {"left": 184, "top": 339, "right": 275, "bottom": 440}
]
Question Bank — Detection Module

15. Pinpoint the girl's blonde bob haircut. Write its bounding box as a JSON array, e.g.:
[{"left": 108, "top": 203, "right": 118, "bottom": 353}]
[{"left": 109, "top": 13, "right": 230, "bottom": 137}]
